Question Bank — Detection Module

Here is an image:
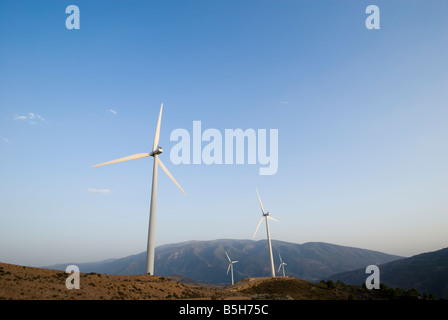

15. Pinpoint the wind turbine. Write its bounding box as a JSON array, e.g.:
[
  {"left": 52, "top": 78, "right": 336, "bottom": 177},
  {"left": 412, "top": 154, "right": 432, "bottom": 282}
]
[
  {"left": 278, "top": 253, "right": 287, "bottom": 277},
  {"left": 252, "top": 187, "right": 278, "bottom": 278},
  {"left": 225, "top": 252, "right": 238, "bottom": 285},
  {"left": 91, "top": 103, "right": 187, "bottom": 275}
]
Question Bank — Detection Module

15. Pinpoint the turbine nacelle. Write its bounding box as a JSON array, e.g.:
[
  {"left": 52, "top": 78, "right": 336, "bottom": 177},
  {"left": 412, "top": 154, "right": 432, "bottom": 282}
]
[{"left": 150, "top": 146, "right": 163, "bottom": 156}]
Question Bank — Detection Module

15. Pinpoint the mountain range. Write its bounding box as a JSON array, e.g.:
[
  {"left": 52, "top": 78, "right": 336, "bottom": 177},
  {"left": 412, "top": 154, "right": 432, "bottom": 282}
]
[{"left": 44, "top": 239, "right": 403, "bottom": 284}]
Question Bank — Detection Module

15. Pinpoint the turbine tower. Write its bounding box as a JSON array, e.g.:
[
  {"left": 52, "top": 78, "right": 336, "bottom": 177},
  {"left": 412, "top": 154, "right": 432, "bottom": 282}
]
[
  {"left": 91, "top": 103, "right": 187, "bottom": 275},
  {"left": 278, "top": 253, "right": 287, "bottom": 277},
  {"left": 225, "top": 251, "right": 238, "bottom": 285},
  {"left": 252, "top": 187, "right": 277, "bottom": 278}
]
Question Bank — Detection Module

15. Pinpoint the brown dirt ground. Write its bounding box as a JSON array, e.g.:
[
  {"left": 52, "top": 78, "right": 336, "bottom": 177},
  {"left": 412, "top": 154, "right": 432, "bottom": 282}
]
[
  {"left": 0, "top": 262, "right": 246, "bottom": 300},
  {"left": 0, "top": 262, "right": 415, "bottom": 300}
]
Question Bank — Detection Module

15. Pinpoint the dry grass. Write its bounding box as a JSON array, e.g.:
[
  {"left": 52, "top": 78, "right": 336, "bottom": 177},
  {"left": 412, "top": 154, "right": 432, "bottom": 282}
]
[
  {"left": 0, "top": 262, "right": 418, "bottom": 300},
  {"left": 0, "top": 262, "right": 243, "bottom": 300}
]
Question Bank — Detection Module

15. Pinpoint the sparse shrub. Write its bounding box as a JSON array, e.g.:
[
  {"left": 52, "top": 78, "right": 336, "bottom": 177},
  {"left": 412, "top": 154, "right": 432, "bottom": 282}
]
[
  {"left": 406, "top": 288, "right": 420, "bottom": 296},
  {"left": 326, "top": 280, "right": 336, "bottom": 289},
  {"left": 117, "top": 291, "right": 127, "bottom": 299}
]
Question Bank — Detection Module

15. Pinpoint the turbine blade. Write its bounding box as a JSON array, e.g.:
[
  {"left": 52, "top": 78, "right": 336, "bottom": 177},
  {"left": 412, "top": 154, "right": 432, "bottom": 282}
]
[
  {"left": 278, "top": 265, "right": 282, "bottom": 272},
  {"left": 91, "top": 153, "right": 150, "bottom": 168},
  {"left": 252, "top": 217, "right": 264, "bottom": 239},
  {"left": 227, "top": 264, "right": 231, "bottom": 275},
  {"left": 157, "top": 158, "right": 187, "bottom": 196},
  {"left": 268, "top": 216, "right": 278, "bottom": 222},
  {"left": 279, "top": 253, "right": 283, "bottom": 263},
  {"left": 152, "top": 103, "right": 163, "bottom": 152},
  {"left": 256, "top": 187, "right": 265, "bottom": 214},
  {"left": 233, "top": 261, "right": 239, "bottom": 264},
  {"left": 225, "top": 252, "right": 231, "bottom": 262}
]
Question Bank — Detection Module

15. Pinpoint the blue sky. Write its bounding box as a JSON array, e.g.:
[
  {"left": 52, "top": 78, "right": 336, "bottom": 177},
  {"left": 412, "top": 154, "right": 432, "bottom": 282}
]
[{"left": 1, "top": 0, "right": 447, "bottom": 267}]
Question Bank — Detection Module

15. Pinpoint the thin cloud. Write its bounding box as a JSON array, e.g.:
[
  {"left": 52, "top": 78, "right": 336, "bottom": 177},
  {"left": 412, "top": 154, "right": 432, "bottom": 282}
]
[
  {"left": 88, "top": 188, "right": 111, "bottom": 195},
  {"left": 14, "top": 113, "right": 45, "bottom": 124},
  {"left": 1, "top": 137, "right": 10, "bottom": 143},
  {"left": 108, "top": 109, "right": 117, "bottom": 115}
]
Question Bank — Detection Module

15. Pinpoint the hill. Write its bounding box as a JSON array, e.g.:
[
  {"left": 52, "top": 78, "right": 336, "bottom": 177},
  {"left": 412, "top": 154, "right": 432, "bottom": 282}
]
[
  {"left": 229, "top": 277, "right": 426, "bottom": 300},
  {"left": 326, "top": 247, "right": 448, "bottom": 299},
  {"left": 0, "top": 262, "right": 431, "bottom": 301},
  {"left": 0, "top": 262, "right": 237, "bottom": 300},
  {"left": 43, "top": 239, "right": 403, "bottom": 284}
]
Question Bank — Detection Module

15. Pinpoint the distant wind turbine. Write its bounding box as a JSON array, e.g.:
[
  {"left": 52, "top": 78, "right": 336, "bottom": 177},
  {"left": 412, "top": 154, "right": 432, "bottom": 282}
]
[
  {"left": 278, "top": 253, "right": 287, "bottom": 277},
  {"left": 91, "top": 103, "right": 187, "bottom": 275},
  {"left": 252, "top": 187, "right": 278, "bottom": 278},
  {"left": 225, "top": 252, "right": 238, "bottom": 285}
]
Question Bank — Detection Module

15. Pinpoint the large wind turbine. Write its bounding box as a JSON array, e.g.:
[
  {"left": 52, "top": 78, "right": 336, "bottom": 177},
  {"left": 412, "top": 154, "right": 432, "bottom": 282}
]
[
  {"left": 252, "top": 187, "right": 277, "bottom": 278},
  {"left": 225, "top": 252, "right": 238, "bottom": 285},
  {"left": 278, "top": 253, "right": 287, "bottom": 277},
  {"left": 91, "top": 103, "right": 187, "bottom": 275}
]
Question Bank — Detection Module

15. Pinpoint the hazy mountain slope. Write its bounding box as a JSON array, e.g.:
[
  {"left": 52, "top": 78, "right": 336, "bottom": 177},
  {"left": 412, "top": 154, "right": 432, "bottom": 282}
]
[
  {"left": 44, "top": 239, "right": 403, "bottom": 284},
  {"left": 326, "top": 247, "right": 448, "bottom": 298}
]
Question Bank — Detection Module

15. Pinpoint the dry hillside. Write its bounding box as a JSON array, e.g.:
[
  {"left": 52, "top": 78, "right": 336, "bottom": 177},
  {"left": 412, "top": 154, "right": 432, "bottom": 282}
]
[
  {"left": 0, "top": 262, "right": 427, "bottom": 300},
  {"left": 0, "top": 262, "right": 242, "bottom": 300}
]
